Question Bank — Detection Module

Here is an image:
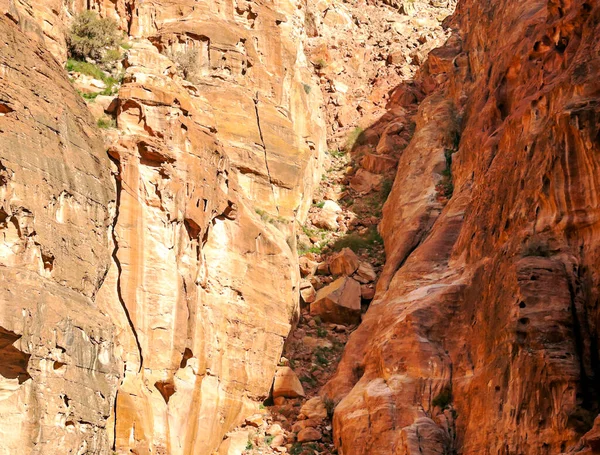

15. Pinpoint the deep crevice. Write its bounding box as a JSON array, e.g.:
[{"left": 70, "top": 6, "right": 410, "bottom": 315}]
[
  {"left": 253, "top": 92, "right": 280, "bottom": 215},
  {"left": 107, "top": 153, "right": 144, "bottom": 371}
]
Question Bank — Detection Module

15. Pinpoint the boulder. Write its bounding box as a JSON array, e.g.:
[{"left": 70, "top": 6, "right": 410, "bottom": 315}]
[
  {"left": 313, "top": 208, "right": 339, "bottom": 230},
  {"left": 361, "top": 285, "right": 376, "bottom": 300},
  {"left": 299, "top": 257, "right": 318, "bottom": 277},
  {"left": 218, "top": 430, "right": 251, "bottom": 455},
  {"left": 355, "top": 262, "right": 377, "bottom": 283},
  {"left": 362, "top": 153, "right": 399, "bottom": 174},
  {"left": 329, "top": 248, "right": 360, "bottom": 276},
  {"left": 300, "top": 397, "right": 328, "bottom": 420},
  {"left": 310, "top": 277, "right": 362, "bottom": 325},
  {"left": 272, "top": 367, "right": 305, "bottom": 398},
  {"left": 292, "top": 418, "right": 324, "bottom": 432},
  {"left": 350, "top": 168, "right": 383, "bottom": 194},
  {"left": 297, "top": 427, "right": 322, "bottom": 442},
  {"left": 300, "top": 282, "right": 317, "bottom": 304}
]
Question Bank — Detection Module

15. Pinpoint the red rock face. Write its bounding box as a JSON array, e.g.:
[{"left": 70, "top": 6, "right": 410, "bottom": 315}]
[{"left": 325, "top": 0, "right": 600, "bottom": 454}]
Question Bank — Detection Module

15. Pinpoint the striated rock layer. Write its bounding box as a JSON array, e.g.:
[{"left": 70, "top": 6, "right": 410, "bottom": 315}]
[
  {"left": 1, "top": 0, "right": 325, "bottom": 454},
  {"left": 325, "top": 0, "right": 600, "bottom": 454},
  {"left": 103, "top": 2, "right": 326, "bottom": 453},
  {"left": 0, "top": 14, "right": 119, "bottom": 454}
]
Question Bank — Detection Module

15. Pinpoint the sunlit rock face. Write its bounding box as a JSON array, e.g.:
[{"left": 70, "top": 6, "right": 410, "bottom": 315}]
[
  {"left": 325, "top": 0, "right": 600, "bottom": 454},
  {"left": 102, "top": 2, "right": 325, "bottom": 453},
  {"left": 0, "top": 14, "right": 119, "bottom": 455},
  {"left": 1, "top": 0, "right": 325, "bottom": 453}
]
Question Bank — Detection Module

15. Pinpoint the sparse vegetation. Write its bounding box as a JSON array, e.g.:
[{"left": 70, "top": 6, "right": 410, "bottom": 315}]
[
  {"left": 345, "top": 126, "right": 365, "bottom": 151},
  {"left": 316, "top": 326, "right": 327, "bottom": 338},
  {"left": 314, "top": 346, "right": 332, "bottom": 366},
  {"left": 432, "top": 387, "right": 452, "bottom": 410},
  {"left": 324, "top": 397, "right": 335, "bottom": 419},
  {"left": 67, "top": 11, "right": 123, "bottom": 62},
  {"left": 297, "top": 240, "right": 325, "bottom": 256},
  {"left": 331, "top": 227, "right": 382, "bottom": 253},
  {"left": 302, "top": 83, "right": 312, "bottom": 94},
  {"left": 299, "top": 375, "right": 317, "bottom": 387},
  {"left": 97, "top": 116, "right": 116, "bottom": 129},
  {"left": 255, "top": 208, "right": 287, "bottom": 225},
  {"left": 314, "top": 58, "right": 327, "bottom": 69},
  {"left": 67, "top": 59, "right": 122, "bottom": 96},
  {"left": 246, "top": 438, "right": 254, "bottom": 450},
  {"left": 328, "top": 148, "right": 346, "bottom": 158},
  {"left": 436, "top": 148, "right": 455, "bottom": 199},
  {"left": 381, "top": 178, "right": 393, "bottom": 201},
  {"left": 165, "top": 48, "right": 200, "bottom": 83},
  {"left": 264, "top": 434, "right": 275, "bottom": 445},
  {"left": 522, "top": 237, "right": 552, "bottom": 257}
]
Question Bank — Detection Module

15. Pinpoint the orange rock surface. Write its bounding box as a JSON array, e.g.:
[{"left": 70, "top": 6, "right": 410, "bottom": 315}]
[{"left": 325, "top": 0, "right": 600, "bottom": 454}]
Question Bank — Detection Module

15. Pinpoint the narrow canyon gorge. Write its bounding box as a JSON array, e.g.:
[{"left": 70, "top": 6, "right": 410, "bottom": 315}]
[{"left": 0, "top": 0, "right": 599, "bottom": 454}]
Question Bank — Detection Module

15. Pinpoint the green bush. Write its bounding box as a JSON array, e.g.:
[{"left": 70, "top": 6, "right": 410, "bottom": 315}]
[
  {"left": 332, "top": 227, "right": 382, "bottom": 253},
  {"left": 97, "top": 116, "right": 116, "bottom": 129},
  {"left": 68, "top": 11, "right": 122, "bottom": 61}
]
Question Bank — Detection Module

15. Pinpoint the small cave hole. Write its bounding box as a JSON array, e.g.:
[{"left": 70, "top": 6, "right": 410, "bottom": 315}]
[
  {"left": 519, "top": 301, "right": 527, "bottom": 309},
  {"left": 155, "top": 380, "right": 176, "bottom": 404},
  {"left": 555, "top": 37, "right": 568, "bottom": 53},
  {"left": 519, "top": 317, "right": 530, "bottom": 325},
  {"left": 180, "top": 348, "right": 193, "bottom": 369},
  {"left": 53, "top": 361, "right": 66, "bottom": 370}
]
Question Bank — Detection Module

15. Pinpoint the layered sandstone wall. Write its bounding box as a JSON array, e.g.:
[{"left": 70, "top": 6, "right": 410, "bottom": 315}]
[
  {"left": 325, "top": 0, "right": 600, "bottom": 454},
  {"left": 103, "top": 2, "right": 327, "bottom": 449},
  {"left": 0, "top": 13, "right": 120, "bottom": 454},
  {"left": 0, "top": 0, "right": 326, "bottom": 454}
]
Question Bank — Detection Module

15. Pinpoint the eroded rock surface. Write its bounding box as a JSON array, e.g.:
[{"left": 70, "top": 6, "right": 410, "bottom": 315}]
[
  {"left": 325, "top": 0, "right": 600, "bottom": 454},
  {"left": 0, "top": 14, "right": 119, "bottom": 455},
  {"left": 2, "top": 0, "right": 326, "bottom": 454}
]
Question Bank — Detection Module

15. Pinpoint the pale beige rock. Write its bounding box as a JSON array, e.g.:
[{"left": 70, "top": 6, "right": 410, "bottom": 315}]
[
  {"left": 218, "top": 430, "right": 251, "bottom": 455},
  {"left": 310, "top": 277, "right": 362, "bottom": 325},
  {"left": 300, "top": 282, "right": 317, "bottom": 304},
  {"left": 300, "top": 397, "right": 328, "bottom": 420},
  {"left": 267, "top": 423, "right": 283, "bottom": 436},
  {"left": 355, "top": 262, "right": 377, "bottom": 283},
  {"left": 273, "top": 367, "right": 306, "bottom": 399},
  {"left": 303, "top": 336, "right": 333, "bottom": 350}
]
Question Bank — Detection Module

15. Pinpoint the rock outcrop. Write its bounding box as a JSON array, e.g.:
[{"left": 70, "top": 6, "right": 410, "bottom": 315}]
[
  {"left": 1, "top": 0, "right": 325, "bottom": 454},
  {"left": 0, "top": 14, "right": 119, "bottom": 454},
  {"left": 325, "top": 0, "right": 600, "bottom": 454}
]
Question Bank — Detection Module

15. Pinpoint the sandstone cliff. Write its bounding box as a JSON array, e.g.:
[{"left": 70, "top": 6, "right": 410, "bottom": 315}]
[
  {"left": 0, "top": 13, "right": 118, "bottom": 454},
  {"left": 0, "top": 0, "right": 325, "bottom": 454},
  {"left": 3, "top": 0, "right": 600, "bottom": 453},
  {"left": 325, "top": 0, "right": 600, "bottom": 454}
]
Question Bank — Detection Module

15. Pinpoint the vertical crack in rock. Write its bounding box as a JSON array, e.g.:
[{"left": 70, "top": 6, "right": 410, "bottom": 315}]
[
  {"left": 108, "top": 154, "right": 144, "bottom": 372},
  {"left": 253, "top": 92, "right": 279, "bottom": 215}
]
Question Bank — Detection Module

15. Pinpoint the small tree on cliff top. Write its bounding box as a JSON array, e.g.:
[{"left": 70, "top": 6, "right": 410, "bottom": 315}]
[{"left": 67, "top": 11, "right": 122, "bottom": 61}]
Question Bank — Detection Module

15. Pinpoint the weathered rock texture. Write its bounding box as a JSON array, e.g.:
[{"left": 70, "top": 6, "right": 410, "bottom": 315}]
[
  {"left": 1, "top": 0, "right": 325, "bottom": 454},
  {"left": 325, "top": 0, "right": 600, "bottom": 454},
  {"left": 0, "top": 14, "right": 119, "bottom": 455},
  {"left": 102, "top": 2, "right": 326, "bottom": 453}
]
